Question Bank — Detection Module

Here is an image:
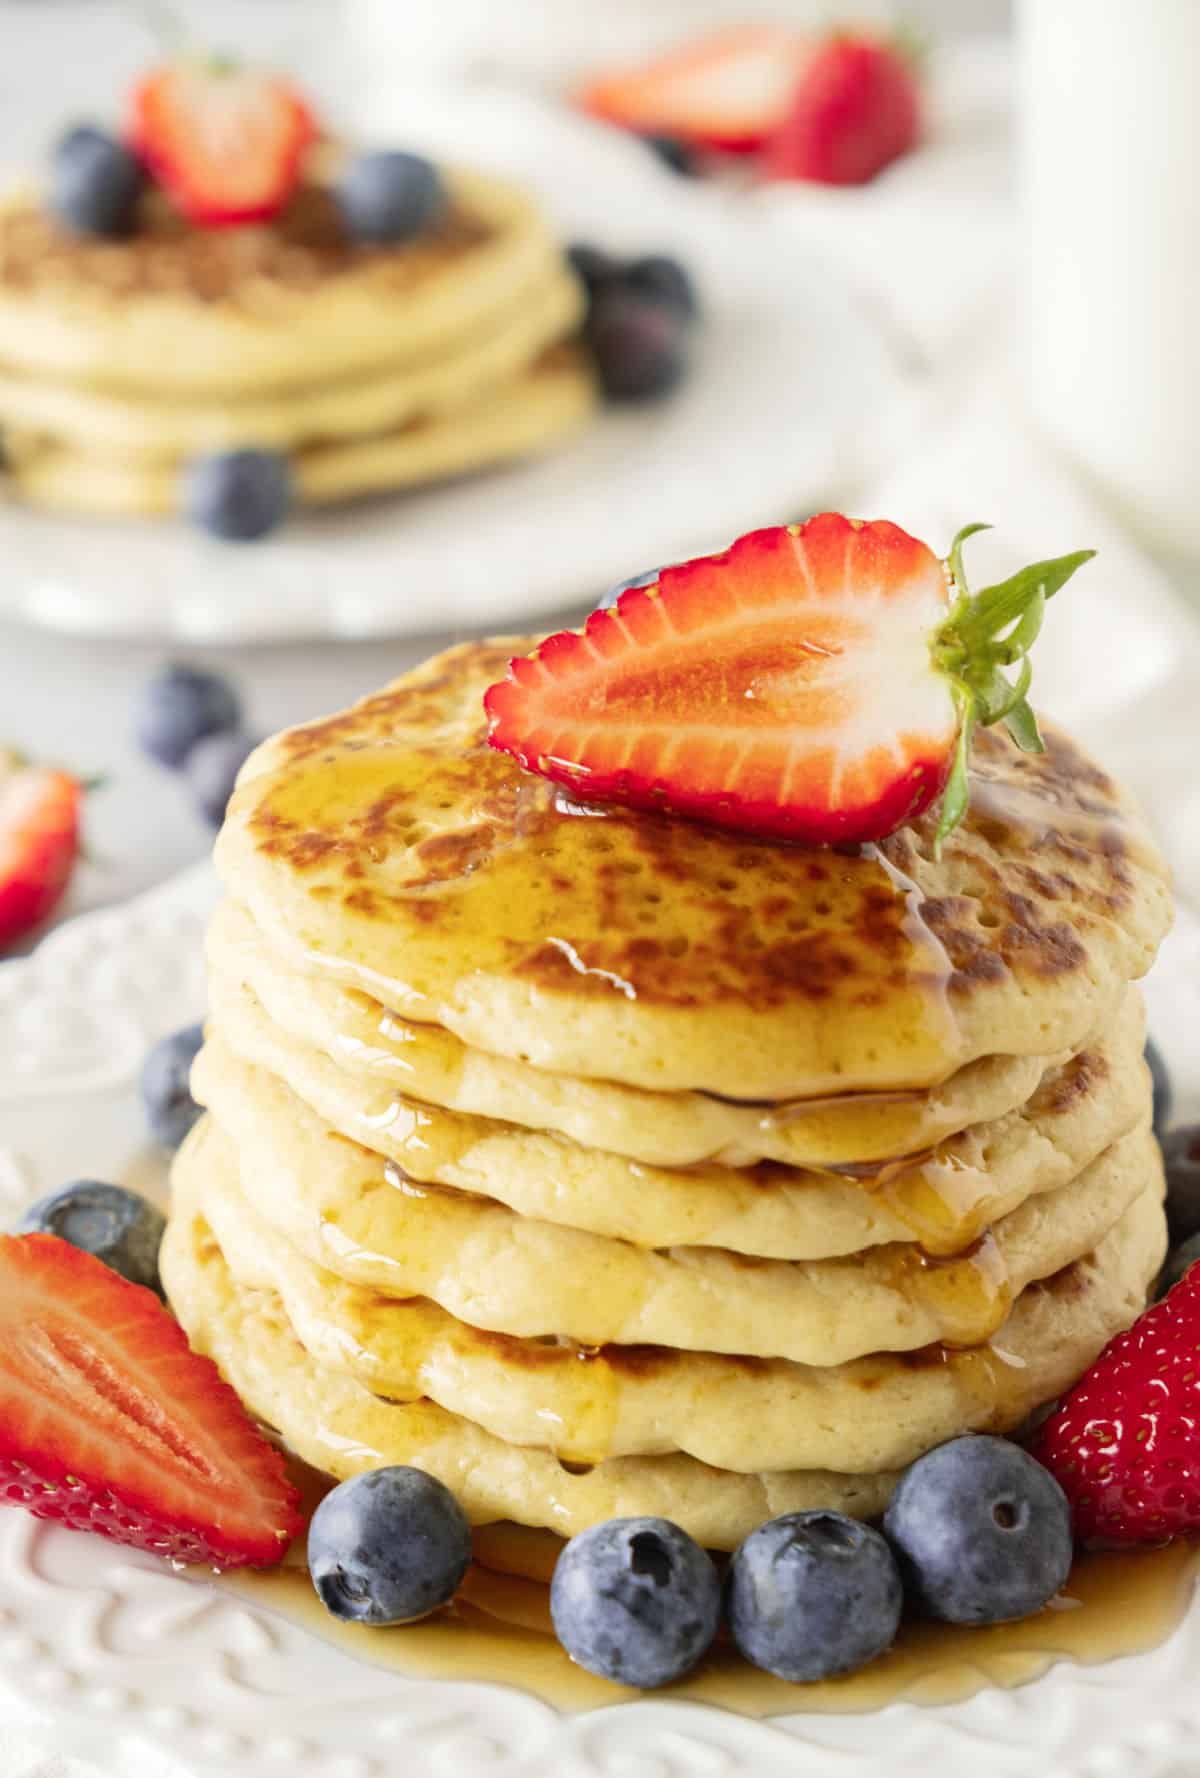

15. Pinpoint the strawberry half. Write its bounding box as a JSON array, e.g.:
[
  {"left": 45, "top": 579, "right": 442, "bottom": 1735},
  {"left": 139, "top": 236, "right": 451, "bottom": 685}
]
[
  {"left": 0, "top": 1235, "right": 302, "bottom": 1567},
  {"left": 485, "top": 515, "right": 1094, "bottom": 849},
  {"left": 0, "top": 756, "right": 81, "bottom": 951},
  {"left": 129, "top": 60, "right": 314, "bottom": 226},
  {"left": 1029, "top": 1266, "right": 1200, "bottom": 1545},
  {"left": 765, "top": 32, "right": 921, "bottom": 186},
  {"left": 578, "top": 25, "right": 813, "bottom": 156}
]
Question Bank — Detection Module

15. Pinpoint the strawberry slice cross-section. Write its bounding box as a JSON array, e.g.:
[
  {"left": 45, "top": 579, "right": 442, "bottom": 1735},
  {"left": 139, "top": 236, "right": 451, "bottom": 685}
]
[
  {"left": 578, "top": 24, "right": 814, "bottom": 156},
  {"left": 0, "top": 1234, "right": 302, "bottom": 1568},
  {"left": 485, "top": 513, "right": 1095, "bottom": 850},
  {"left": 129, "top": 60, "right": 314, "bottom": 226}
]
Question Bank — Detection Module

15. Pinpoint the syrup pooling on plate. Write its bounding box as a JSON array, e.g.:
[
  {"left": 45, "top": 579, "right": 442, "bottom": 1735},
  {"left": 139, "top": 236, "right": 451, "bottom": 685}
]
[{"left": 218, "top": 1531, "right": 1200, "bottom": 1718}]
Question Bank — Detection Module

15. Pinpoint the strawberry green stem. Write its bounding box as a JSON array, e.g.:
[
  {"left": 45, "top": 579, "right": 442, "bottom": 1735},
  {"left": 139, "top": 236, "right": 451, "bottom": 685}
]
[{"left": 929, "top": 524, "right": 1096, "bottom": 853}]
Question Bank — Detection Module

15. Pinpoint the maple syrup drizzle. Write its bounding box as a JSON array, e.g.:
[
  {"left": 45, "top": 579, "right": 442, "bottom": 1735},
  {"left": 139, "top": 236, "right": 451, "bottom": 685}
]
[{"left": 246, "top": 730, "right": 967, "bottom": 1102}]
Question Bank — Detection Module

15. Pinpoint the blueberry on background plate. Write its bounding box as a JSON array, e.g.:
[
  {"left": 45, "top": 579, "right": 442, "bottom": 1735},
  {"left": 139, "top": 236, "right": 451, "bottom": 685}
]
[
  {"left": 624, "top": 254, "right": 698, "bottom": 319},
  {"left": 569, "top": 245, "right": 698, "bottom": 399},
  {"left": 883, "top": 1434, "right": 1073, "bottom": 1625},
  {"left": 308, "top": 1467, "right": 471, "bottom": 1626},
  {"left": 141, "top": 1023, "right": 204, "bottom": 1150},
  {"left": 337, "top": 151, "right": 446, "bottom": 245},
  {"left": 1163, "top": 1125, "right": 1200, "bottom": 1245},
  {"left": 1156, "top": 1230, "right": 1200, "bottom": 1300},
  {"left": 183, "top": 449, "right": 291, "bottom": 542},
  {"left": 726, "top": 1510, "right": 902, "bottom": 1683},
  {"left": 598, "top": 566, "right": 661, "bottom": 608},
  {"left": 643, "top": 134, "right": 698, "bottom": 177},
  {"left": 567, "top": 242, "right": 623, "bottom": 302},
  {"left": 550, "top": 1516, "right": 720, "bottom": 1688},
  {"left": 13, "top": 1181, "right": 165, "bottom": 1294},
  {"left": 586, "top": 287, "right": 690, "bottom": 401},
  {"left": 135, "top": 663, "right": 241, "bottom": 769},
  {"left": 186, "top": 730, "right": 259, "bottom": 828},
  {"left": 1146, "top": 1036, "right": 1172, "bottom": 1135},
  {"left": 51, "top": 125, "right": 145, "bottom": 237}
]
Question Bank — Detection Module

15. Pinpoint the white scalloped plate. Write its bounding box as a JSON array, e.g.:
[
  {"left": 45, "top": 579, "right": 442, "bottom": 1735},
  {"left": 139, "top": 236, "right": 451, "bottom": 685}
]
[{"left": 3, "top": 867, "right": 1200, "bottom": 1778}]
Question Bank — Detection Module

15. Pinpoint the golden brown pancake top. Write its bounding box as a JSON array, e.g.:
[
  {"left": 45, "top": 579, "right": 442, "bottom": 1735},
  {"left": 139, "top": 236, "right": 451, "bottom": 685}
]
[
  {"left": 0, "top": 183, "right": 490, "bottom": 307},
  {"left": 240, "top": 638, "right": 1164, "bottom": 1028}
]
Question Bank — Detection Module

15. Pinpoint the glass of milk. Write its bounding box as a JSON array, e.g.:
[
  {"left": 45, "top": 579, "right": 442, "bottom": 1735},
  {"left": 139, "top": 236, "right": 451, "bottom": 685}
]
[{"left": 1020, "top": 0, "right": 1200, "bottom": 559}]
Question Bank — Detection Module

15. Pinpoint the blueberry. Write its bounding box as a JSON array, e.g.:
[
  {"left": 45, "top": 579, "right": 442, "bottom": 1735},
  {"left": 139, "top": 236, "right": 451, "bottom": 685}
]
[
  {"left": 185, "top": 730, "right": 258, "bottom": 828},
  {"left": 1156, "top": 1230, "right": 1200, "bottom": 1300},
  {"left": 624, "top": 254, "right": 698, "bottom": 319},
  {"left": 587, "top": 289, "right": 689, "bottom": 401},
  {"left": 50, "top": 125, "right": 144, "bottom": 238},
  {"left": 883, "top": 1435, "right": 1073, "bottom": 1625},
  {"left": 336, "top": 151, "right": 446, "bottom": 245},
  {"left": 643, "top": 134, "right": 698, "bottom": 177},
  {"left": 567, "top": 242, "right": 623, "bottom": 303},
  {"left": 598, "top": 567, "right": 661, "bottom": 608},
  {"left": 13, "top": 1181, "right": 165, "bottom": 1294},
  {"left": 1147, "top": 1037, "right": 1172, "bottom": 1135},
  {"left": 1163, "top": 1125, "right": 1200, "bottom": 1244},
  {"left": 141, "top": 1023, "right": 204, "bottom": 1150},
  {"left": 550, "top": 1516, "right": 720, "bottom": 1689},
  {"left": 308, "top": 1467, "right": 471, "bottom": 1625},
  {"left": 183, "top": 449, "right": 291, "bottom": 542},
  {"left": 726, "top": 1510, "right": 902, "bottom": 1683},
  {"left": 135, "top": 663, "right": 241, "bottom": 770}
]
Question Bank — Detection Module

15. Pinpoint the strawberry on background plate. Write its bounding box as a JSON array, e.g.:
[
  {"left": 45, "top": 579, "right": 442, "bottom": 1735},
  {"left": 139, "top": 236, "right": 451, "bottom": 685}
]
[
  {"left": 485, "top": 515, "right": 1094, "bottom": 850},
  {"left": 0, "top": 754, "right": 82, "bottom": 951},
  {"left": 765, "top": 32, "right": 922, "bottom": 186},
  {"left": 0, "top": 1234, "right": 302, "bottom": 1568},
  {"left": 578, "top": 23, "right": 921, "bottom": 185},
  {"left": 578, "top": 24, "right": 813, "bottom": 156},
  {"left": 1029, "top": 1265, "right": 1200, "bottom": 1545},
  {"left": 129, "top": 59, "right": 314, "bottom": 225}
]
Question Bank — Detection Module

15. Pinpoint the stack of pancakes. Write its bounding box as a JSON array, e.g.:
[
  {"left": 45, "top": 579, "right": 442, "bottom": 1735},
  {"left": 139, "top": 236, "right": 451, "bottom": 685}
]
[
  {"left": 162, "top": 640, "right": 1173, "bottom": 1563},
  {"left": 0, "top": 170, "right": 595, "bottom": 517}
]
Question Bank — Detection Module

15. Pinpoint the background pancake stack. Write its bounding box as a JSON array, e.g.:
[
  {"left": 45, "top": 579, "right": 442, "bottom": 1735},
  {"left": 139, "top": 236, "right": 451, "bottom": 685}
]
[
  {"left": 0, "top": 169, "right": 595, "bottom": 517},
  {"left": 162, "top": 640, "right": 1175, "bottom": 1561}
]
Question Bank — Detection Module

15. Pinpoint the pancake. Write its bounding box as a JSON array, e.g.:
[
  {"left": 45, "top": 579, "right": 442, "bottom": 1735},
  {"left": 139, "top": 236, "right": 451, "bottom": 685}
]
[
  {"left": 214, "top": 639, "right": 1172, "bottom": 1102},
  {"left": 180, "top": 1120, "right": 1166, "bottom": 1475},
  {"left": 160, "top": 1180, "right": 1166, "bottom": 1549},
  {"left": 202, "top": 967, "right": 1149, "bottom": 1259},
  {"left": 208, "top": 896, "right": 1087, "bottom": 1172},
  {"left": 0, "top": 263, "right": 583, "bottom": 459},
  {"left": 0, "top": 168, "right": 563, "bottom": 394},
  {"left": 6, "top": 349, "right": 596, "bottom": 516},
  {"left": 471, "top": 1521, "right": 563, "bottom": 1585},
  {"left": 189, "top": 1041, "right": 1159, "bottom": 1362}
]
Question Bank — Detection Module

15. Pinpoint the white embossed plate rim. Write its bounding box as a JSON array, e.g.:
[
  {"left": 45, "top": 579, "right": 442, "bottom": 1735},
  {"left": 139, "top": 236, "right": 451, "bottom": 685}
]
[{"left": 0, "top": 868, "right": 1198, "bottom": 1778}]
